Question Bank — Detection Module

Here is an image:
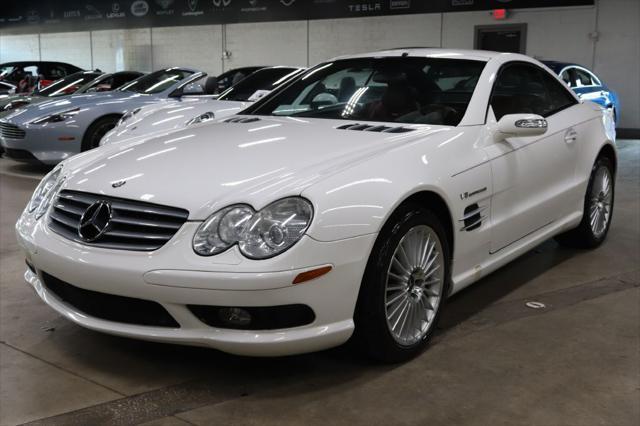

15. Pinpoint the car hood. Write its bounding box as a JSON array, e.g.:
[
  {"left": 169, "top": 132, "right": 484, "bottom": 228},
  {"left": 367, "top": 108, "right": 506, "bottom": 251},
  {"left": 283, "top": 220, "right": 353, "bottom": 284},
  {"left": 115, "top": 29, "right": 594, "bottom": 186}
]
[
  {"left": 62, "top": 116, "right": 449, "bottom": 219},
  {"left": 2, "top": 91, "right": 160, "bottom": 124},
  {"left": 102, "top": 98, "right": 249, "bottom": 145}
]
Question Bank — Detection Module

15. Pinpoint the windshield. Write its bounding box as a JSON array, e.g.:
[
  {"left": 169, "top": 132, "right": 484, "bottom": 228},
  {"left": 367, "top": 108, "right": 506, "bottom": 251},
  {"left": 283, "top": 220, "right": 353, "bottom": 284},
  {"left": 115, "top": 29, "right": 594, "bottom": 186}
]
[
  {"left": 218, "top": 68, "right": 303, "bottom": 102},
  {"left": 119, "top": 69, "right": 194, "bottom": 94},
  {"left": 248, "top": 57, "right": 485, "bottom": 126},
  {"left": 0, "top": 66, "right": 15, "bottom": 78},
  {"left": 37, "top": 72, "right": 102, "bottom": 97}
]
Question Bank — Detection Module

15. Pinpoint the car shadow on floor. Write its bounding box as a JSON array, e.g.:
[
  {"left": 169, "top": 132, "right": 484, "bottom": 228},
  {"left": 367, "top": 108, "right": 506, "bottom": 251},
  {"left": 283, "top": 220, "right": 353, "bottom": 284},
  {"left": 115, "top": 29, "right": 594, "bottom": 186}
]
[{"left": 41, "top": 238, "right": 582, "bottom": 402}]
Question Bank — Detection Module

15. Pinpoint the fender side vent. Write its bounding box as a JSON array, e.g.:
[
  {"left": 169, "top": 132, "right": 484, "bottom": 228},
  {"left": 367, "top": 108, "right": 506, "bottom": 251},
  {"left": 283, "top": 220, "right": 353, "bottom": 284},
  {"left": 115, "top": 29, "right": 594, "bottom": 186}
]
[
  {"left": 224, "top": 117, "right": 261, "bottom": 123},
  {"left": 336, "top": 123, "right": 415, "bottom": 133},
  {"left": 460, "top": 203, "right": 487, "bottom": 232}
]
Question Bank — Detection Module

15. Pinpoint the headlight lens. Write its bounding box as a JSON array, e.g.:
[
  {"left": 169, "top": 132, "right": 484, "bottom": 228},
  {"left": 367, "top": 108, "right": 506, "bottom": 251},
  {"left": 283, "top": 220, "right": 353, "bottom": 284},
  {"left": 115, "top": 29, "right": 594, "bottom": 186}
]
[
  {"left": 31, "top": 108, "right": 80, "bottom": 125},
  {"left": 193, "top": 197, "right": 313, "bottom": 259},
  {"left": 28, "top": 166, "right": 65, "bottom": 219},
  {"left": 186, "top": 111, "right": 215, "bottom": 126}
]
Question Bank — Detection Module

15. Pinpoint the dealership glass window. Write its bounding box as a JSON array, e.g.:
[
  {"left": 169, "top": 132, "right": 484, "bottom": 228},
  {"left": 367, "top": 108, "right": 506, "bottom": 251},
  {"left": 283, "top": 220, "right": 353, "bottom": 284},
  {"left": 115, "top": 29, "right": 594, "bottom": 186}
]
[
  {"left": 248, "top": 57, "right": 486, "bottom": 126},
  {"left": 119, "top": 69, "right": 194, "bottom": 94},
  {"left": 491, "top": 63, "right": 577, "bottom": 120}
]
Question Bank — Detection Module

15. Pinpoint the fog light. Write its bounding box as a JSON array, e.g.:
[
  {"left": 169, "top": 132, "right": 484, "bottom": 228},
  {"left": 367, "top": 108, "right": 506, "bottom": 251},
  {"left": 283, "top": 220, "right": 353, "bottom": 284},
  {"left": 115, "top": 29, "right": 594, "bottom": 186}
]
[{"left": 218, "top": 307, "right": 252, "bottom": 327}]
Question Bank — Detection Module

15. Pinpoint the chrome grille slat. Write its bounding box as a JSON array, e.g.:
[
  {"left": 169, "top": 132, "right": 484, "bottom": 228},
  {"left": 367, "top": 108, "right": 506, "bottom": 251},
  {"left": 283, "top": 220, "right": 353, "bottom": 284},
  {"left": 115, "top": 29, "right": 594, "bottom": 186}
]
[
  {"left": 48, "top": 190, "right": 189, "bottom": 251},
  {"left": 0, "top": 122, "right": 26, "bottom": 139}
]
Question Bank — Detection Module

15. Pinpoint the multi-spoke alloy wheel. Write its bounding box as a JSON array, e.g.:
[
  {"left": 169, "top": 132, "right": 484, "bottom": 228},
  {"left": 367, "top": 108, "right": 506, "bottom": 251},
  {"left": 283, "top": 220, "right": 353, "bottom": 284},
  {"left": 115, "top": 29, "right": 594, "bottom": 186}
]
[
  {"left": 589, "top": 165, "right": 612, "bottom": 238},
  {"left": 556, "top": 155, "right": 615, "bottom": 249},
  {"left": 385, "top": 225, "right": 444, "bottom": 346},
  {"left": 355, "top": 206, "right": 450, "bottom": 362}
]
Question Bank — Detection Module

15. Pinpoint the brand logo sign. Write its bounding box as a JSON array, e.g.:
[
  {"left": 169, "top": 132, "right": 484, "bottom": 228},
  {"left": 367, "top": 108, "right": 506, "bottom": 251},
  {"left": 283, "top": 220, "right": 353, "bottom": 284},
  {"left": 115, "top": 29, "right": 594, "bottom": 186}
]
[
  {"left": 390, "top": 0, "right": 410, "bottom": 9},
  {"left": 107, "top": 3, "right": 126, "bottom": 18},
  {"left": 212, "top": 0, "right": 232, "bottom": 6},
  {"left": 78, "top": 202, "right": 112, "bottom": 242},
  {"left": 63, "top": 10, "right": 81, "bottom": 18},
  {"left": 182, "top": 0, "right": 204, "bottom": 16},
  {"left": 347, "top": 2, "right": 382, "bottom": 13},
  {"left": 131, "top": 0, "right": 150, "bottom": 17},
  {"left": 451, "top": 0, "right": 474, "bottom": 6},
  {"left": 156, "top": 0, "right": 175, "bottom": 15},
  {"left": 84, "top": 5, "right": 103, "bottom": 20}
]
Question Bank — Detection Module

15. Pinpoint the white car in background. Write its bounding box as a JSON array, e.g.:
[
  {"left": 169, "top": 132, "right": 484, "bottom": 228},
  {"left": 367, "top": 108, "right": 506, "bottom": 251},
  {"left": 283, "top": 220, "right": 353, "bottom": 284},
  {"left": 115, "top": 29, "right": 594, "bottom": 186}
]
[
  {"left": 16, "top": 49, "right": 616, "bottom": 362},
  {"left": 100, "top": 66, "right": 305, "bottom": 146}
]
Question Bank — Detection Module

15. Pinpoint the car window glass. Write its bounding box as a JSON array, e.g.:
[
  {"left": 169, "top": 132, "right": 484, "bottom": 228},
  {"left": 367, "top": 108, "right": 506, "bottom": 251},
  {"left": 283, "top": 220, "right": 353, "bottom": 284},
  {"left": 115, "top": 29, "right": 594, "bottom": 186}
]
[
  {"left": 560, "top": 70, "right": 572, "bottom": 87},
  {"left": 39, "top": 72, "right": 101, "bottom": 96},
  {"left": 119, "top": 69, "right": 194, "bottom": 94},
  {"left": 251, "top": 58, "right": 485, "bottom": 126},
  {"left": 218, "top": 68, "right": 302, "bottom": 102},
  {"left": 491, "top": 63, "right": 577, "bottom": 120},
  {"left": 574, "top": 68, "right": 594, "bottom": 87}
]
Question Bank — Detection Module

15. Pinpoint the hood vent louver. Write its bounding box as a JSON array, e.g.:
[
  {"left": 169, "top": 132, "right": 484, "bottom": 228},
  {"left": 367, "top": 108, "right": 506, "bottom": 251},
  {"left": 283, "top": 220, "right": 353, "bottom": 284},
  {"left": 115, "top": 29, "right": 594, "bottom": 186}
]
[
  {"left": 336, "top": 123, "right": 415, "bottom": 133},
  {"left": 224, "top": 117, "right": 261, "bottom": 123}
]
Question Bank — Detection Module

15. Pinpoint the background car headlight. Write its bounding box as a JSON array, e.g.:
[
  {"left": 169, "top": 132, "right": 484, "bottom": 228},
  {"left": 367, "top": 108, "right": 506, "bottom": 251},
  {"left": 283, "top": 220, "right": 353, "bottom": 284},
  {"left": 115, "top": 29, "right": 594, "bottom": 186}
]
[
  {"left": 30, "top": 108, "right": 79, "bottom": 125},
  {"left": 28, "top": 166, "right": 64, "bottom": 219},
  {"left": 186, "top": 111, "right": 215, "bottom": 126},
  {"left": 193, "top": 197, "right": 313, "bottom": 259}
]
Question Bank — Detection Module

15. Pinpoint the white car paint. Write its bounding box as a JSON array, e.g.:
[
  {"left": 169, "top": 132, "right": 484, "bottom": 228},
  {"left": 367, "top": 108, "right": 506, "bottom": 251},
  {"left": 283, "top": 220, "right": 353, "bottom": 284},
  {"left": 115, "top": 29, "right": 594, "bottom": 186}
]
[
  {"left": 100, "top": 97, "right": 250, "bottom": 146},
  {"left": 15, "top": 49, "right": 616, "bottom": 357}
]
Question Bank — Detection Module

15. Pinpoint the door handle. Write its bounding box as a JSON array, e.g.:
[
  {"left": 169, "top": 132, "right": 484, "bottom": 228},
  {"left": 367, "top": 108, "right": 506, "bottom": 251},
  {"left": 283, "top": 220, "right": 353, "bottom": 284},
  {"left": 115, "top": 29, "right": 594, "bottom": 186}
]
[{"left": 564, "top": 128, "right": 578, "bottom": 144}]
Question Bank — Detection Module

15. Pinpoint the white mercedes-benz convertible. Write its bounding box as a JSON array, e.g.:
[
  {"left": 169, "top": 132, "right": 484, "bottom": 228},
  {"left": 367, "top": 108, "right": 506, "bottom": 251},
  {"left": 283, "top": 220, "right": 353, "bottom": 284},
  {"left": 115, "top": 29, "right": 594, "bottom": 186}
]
[{"left": 16, "top": 49, "right": 616, "bottom": 362}]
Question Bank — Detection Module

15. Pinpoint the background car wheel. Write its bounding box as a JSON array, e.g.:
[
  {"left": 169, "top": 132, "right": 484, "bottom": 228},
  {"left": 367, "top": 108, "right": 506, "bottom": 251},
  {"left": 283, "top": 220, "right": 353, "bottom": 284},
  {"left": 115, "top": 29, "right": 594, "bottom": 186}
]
[
  {"left": 81, "top": 116, "right": 119, "bottom": 151},
  {"left": 556, "top": 156, "right": 615, "bottom": 248},
  {"left": 354, "top": 204, "right": 450, "bottom": 363}
]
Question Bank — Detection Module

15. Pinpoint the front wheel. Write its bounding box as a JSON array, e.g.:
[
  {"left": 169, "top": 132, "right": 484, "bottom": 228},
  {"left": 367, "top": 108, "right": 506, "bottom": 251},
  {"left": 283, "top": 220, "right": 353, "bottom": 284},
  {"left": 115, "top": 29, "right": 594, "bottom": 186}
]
[
  {"left": 556, "top": 156, "right": 615, "bottom": 248},
  {"left": 81, "top": 116, "right": 119, "bottom": 151},
  {"left": 354, "top": 205, "right": 450, "bottom": 363}
]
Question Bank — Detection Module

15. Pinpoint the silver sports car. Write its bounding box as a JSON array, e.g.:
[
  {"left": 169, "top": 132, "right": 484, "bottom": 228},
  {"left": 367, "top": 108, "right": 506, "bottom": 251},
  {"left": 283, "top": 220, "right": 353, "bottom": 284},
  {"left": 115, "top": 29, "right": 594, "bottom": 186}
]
[{"left": 0, "top": 67, "right": 206, "bottom": 165}]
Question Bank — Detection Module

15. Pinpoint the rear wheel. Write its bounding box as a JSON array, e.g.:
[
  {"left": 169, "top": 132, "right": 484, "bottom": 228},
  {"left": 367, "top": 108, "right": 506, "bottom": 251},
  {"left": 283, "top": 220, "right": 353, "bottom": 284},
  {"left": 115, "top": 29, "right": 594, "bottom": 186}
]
[
  {"left": 81, "top": 116, "right": 119, "bottom": 151},
  {"left": 354, "top": 205, "right": 450, "bottom": 363},
  {"left": 556, "top": 156, "right": 615, "bottom": 248}
]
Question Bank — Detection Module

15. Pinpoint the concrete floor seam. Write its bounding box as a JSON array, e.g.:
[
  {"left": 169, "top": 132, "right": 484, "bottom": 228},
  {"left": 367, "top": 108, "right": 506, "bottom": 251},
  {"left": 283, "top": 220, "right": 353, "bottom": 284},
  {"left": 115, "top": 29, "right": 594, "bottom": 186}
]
[{"left": 0, "top": 341, "right": 127, "bottom": 399}]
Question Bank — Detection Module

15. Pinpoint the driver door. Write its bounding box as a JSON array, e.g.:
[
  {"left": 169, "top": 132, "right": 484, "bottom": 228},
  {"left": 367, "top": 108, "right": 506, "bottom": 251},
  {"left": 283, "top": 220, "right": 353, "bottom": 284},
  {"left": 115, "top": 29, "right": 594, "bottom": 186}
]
[{"left": 485, "top": 62, "right": 580, "bottom": 253}]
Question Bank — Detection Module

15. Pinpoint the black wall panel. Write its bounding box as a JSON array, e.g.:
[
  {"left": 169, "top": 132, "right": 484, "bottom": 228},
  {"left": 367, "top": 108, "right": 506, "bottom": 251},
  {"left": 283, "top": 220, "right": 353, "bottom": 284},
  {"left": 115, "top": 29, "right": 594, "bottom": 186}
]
[{"left": 1, "top": 0, "right": 595, "bottom": 34}]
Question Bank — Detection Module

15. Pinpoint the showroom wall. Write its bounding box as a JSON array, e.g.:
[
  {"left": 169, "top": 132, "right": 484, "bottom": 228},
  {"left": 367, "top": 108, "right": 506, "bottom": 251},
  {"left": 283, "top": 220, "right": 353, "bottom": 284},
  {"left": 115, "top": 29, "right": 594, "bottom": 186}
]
[{"left": 1, "top": 1, "right": 638, "bottom": 128}]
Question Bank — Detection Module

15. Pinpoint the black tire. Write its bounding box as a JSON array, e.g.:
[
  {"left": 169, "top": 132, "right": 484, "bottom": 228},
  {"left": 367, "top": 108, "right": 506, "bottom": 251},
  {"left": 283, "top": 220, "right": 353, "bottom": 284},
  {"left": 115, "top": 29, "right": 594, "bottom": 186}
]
[
  {"left": 353, "top": 204, "right": 451, "bottom": 363},
  {"left": 81, "top": 116, "right": 119, "bottom": 151},
  {"left": 556, "top": 156, "right": 615, "bottom": 248}
]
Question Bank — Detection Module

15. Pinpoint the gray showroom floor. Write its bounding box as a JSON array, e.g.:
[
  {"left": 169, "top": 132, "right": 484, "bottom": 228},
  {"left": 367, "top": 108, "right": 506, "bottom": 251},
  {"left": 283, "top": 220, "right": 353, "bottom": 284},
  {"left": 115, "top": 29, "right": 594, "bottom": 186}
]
[{"left": 0, "top": 141, "right": 638, "bottom": 426}]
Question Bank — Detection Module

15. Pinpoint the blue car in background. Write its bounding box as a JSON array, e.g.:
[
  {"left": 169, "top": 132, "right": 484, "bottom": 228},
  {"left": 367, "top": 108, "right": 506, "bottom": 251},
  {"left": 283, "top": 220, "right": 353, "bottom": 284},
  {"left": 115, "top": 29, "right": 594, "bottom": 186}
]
[{"left": 544, "top": 61, "right": 620, "bottom": 124}]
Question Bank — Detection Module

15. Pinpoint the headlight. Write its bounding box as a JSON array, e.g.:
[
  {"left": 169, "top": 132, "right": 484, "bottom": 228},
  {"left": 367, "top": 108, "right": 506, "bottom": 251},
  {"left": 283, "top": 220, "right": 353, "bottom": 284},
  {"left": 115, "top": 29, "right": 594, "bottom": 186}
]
[
  {"left": 3, "top": 100, "right": 29, "bottom": 111},
  {"left": 30, "top": 108, "right": 80, "bottom": 125},
  {"left": 193, "top": 197, "right": 313, "bottom": 259},
  {"left": 117, "top": 107, "right": 141, "bottom": 126},
  {"left": 186, "top": 111, "right": 215, "bottom": 126},
  {"left": 28, "top": 166, "right": 65, "bottom": 219}
]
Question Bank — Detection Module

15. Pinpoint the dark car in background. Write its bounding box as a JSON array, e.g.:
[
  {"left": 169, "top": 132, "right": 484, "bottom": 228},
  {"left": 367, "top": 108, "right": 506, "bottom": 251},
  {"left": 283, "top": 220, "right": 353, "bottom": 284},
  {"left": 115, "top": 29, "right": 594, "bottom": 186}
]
[
  {"left": 213, "top": 66, "right": 265, "bottom": 93},
  {"left": 0, "top": 71, "right": 144, "bottom": 114},
  {"left": 0, "top": 61, "right": 83, "bottom": 93},
  {"left": 544, "top": 61, "right": 621, "bottom": 124}
]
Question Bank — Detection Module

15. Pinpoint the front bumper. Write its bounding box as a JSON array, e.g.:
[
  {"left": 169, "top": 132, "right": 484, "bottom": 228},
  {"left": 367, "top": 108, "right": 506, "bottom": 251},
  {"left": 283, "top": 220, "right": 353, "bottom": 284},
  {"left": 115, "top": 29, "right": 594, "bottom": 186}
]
[
  {"left": 17, "top": 213, "right": 376, "bottom": 356},
  {"left": 0, "top": 122, "right": 82, "bottom": 165}
]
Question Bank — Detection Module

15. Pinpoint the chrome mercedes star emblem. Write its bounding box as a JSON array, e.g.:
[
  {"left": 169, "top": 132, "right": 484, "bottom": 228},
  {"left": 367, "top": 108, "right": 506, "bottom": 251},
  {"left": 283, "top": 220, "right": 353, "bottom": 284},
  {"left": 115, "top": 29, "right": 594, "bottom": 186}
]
[{"left": 78, "top": 202, "right": 112, "bottom": 242}]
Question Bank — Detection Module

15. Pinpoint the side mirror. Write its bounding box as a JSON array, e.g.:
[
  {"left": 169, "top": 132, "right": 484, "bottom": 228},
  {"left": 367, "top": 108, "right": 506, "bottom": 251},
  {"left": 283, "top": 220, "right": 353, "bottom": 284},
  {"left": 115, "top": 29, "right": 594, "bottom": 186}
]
[
  {"left": 181, "top": 82, "right": 205, "bottom": 96},
  {"left": 496, "top": 114, "right": 548, "bottom": 140}
]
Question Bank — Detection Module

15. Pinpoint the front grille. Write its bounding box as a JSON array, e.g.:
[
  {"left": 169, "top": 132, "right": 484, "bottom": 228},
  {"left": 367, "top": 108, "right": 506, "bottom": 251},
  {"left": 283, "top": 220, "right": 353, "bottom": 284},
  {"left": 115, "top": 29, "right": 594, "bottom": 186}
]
[
  {"left": 0, "top": 122, "right": 26, "bottom": 139},
  {"left": 41, "top": 271, "right": 180, "bottom": 328},
  {"left": 48, "top": 190, "right": 189, "bottom": 251}
]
